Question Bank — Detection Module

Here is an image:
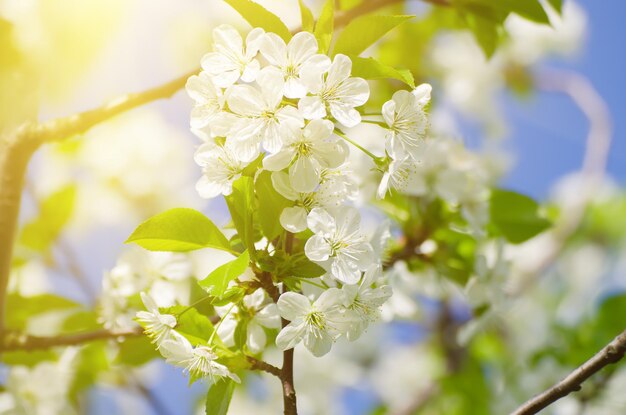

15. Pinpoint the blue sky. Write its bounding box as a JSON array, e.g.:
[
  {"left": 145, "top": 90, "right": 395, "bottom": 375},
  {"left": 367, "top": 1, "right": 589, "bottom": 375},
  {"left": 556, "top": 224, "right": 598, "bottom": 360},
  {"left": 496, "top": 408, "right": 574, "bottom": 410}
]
[{"left": 502, "top": 0, "right": 626, "bottom": 198}]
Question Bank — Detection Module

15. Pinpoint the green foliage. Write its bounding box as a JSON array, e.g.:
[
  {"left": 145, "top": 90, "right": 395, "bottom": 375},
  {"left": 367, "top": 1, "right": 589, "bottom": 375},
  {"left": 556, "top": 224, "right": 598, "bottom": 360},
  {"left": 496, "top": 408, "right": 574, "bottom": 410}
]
[
  {"left": 126, "top": 208, "right": 231, "bottom": 253},
  {"left": 1, "top": 350, "right": 57, "bottom": 367},
  {"left": 222, "top": 0, "right": 291, "bottom": 42},
  {"left": 462, "top": 13, "right": 501, "bottom": 58},
  {"left": 6, "top": 293, "right": 80, "bottom": 330},
  {"left": 19, "top": 185, "right": 76, "bottom": 253},
  {"left": 333, "top": 15, "right": 414, "bottom": 57},
  {"left": 256, "top": 171, "right": 292, "bottom": 240},
  {"left": 69, "top": 341, "right": 109, "bottom": 402},
  {"left": 161, "top": 306, "right": 217, "bottom": 346},
  {"left": 350, "top": 56, "right": 415, "bottom": 87},
  {"left": 199, "top": 250, "right": 250, "bottom": 298},
  {"left": 490, "top": 189, "right": 551, "bottom": 244},
  {"left": 116, "top": 335, "right": 160, "bottom": 366},
  {"left": 258, "top": 251, "right": 326, "bottom": 279},
  {"left": 314, "top": 0, "right": 334, "bottom": 54},
  {"left": 548, "top": 0, "right": 563, "bottom": 14},
  {"left": 205, "top": 378, "right": 236, "bottom": 415},
  {"left": 298, "top": 0, "right": 315, "bottom": 32},
  {"left": 225, "top": 177, "right": 257, "bottom": 254}
]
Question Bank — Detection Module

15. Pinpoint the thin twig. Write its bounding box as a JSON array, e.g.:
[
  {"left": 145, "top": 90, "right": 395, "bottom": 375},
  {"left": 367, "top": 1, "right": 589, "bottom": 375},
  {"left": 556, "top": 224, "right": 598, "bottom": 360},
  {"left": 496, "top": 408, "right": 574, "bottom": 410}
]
[
  {"left": 0, "top": 328, "right": 143, "bottom": 352},
  {"left": 511, "top": 329, "right": 626, "bottom": 415},
  {"left": 246, "top": 356, "right": 283, "bottom": 378}
]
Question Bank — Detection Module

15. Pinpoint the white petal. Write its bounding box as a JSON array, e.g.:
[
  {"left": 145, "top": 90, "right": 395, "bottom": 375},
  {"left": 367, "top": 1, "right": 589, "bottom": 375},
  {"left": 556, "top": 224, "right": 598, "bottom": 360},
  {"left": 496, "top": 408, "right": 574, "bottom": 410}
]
[
  {"left": 240, "top": 59, "right": 260, "bottom": 83},
  {"left": 314, "top": 287, "right": 345, "bottom": 311},
  {"left": 298, "top": 96, "right": 326, "bottom": 120},
  {"left": 280, "top": 207, "right": 309, "bottom": 233},
  {"left": 326, "top": 54, "right": 352, "bottom": 87},
  {"left": 246, "top": 321, "right": 266, "bottom": 353},
  {"left": 260, "top": 32, "right": 287, "bottom": 67},
  {"left": 284, "top": 78, "right": 308, "bottom": 99},
  {"left": 330, "top": 103, "right": 362, "bottom": 128},
  {"left": 213, "top": 25, "right": 243, "bottom": 55},
  {"left": 276, "top": 322, "right": 305, "bottom": 350},
  {"left": 330, "top": 256, "right": 361, "bottom": 284},
  {"left": 287, "top": 32, "right": 318, "bottom": 65},
  {"left": 413, "top": 83, "right": 432, "bottom": 106},
  {"left": 290, "top": 156, "right": 319, "bottom": 193},
  {"left": 271, "top": 171, "right": 298, "bottom": 200},
  {"left": 226, "top": 85, "right": 263, "bottom": 116},
  {"left": 258, "top": 67, "right": 284, "bottom": 109},
  {"left": 303, "top": 330, "right": 333, "bottom": 357},
  {"left": 255, "top": 303, "right": 281, "bottom": 328},
  {"left": 277, "top": 292, "right": 311, "bottom": 320},
  {"left": 306, "top": 207, "right": 336, "bottom": 234},
  {"left": 304, "top": 235, "right": 332, "bottom": 262}
]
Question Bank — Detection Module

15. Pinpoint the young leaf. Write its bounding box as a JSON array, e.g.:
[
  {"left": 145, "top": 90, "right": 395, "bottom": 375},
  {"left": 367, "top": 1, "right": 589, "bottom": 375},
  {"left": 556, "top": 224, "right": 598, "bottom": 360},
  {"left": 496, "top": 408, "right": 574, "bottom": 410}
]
[
  {"left": 464, "top": 13, "right": 501, "bottom": 58},
  {"left": 490, "top": 189, "right": 552, "bottom": 244},
  {"left": 314, "top": 0, "right": 334, "bottom": 54},
  {"left": 225, "top": 177, "right": 257, "bottom": 254},
  {"left": 126, "top": 208, "right": 231, "bottom": 253},
  {"left": 501, "top": 0, "right": 550, "bottom": 24},
  {"left": 199, "top": 250, "right": 250, "bottom": 298},
  {"left": 299, "top": 0, "right": 315, "bottom": 32},
  {"left": 255, "top": 171, "right": 292, "bottom": 240},
  {"left": 206, "top": 378, "right": 236, "bottom": 415},
  {"left": 6, "top": 293, "right": 80, "bottom": 330},
  {"left": 161, "top": 305, "right": 217, "bottom": 345},
  {"left": 333, "top": 15, "right": 414, "bottom": 57},
  {"left": 222, "top": 0, "right": 292, "bottom": 42},
  {"left": 19, "top": 185, "right": 76, "bottom": 253},
  {"left": 350, "top": 56, "right": 415, "bottom": 88},
  {"left": 547, "top": 0, "right": 563, "bottom": 14}
]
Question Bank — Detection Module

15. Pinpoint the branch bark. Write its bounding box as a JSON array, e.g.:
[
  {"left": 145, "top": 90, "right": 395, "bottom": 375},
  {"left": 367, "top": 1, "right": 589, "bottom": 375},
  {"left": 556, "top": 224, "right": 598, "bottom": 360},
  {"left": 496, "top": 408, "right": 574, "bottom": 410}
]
[
  {"left": 0, "top": 327, "right": 143, "bottom": 352},
  {"left": 511, "top": 329, "right": 626, "bottom": 415}
]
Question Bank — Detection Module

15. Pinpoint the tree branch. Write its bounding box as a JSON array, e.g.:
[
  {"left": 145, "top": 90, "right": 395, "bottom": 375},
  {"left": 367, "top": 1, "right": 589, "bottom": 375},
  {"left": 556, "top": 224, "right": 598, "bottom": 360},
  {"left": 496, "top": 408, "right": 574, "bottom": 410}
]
[
  {"left": 511, "top": 329, "right": 626, "bottom": 415},
  {"left": 246, "top": 355, "right": 283, "bottom": 378},
  {"left": 0, "top": 327, "right": 143, "bottom": 352}
]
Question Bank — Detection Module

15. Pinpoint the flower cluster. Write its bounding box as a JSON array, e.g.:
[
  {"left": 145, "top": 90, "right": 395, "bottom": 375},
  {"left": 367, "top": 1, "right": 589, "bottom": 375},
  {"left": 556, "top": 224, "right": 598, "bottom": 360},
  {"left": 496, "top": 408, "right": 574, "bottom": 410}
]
[
  {"left": 136, "top": 292, "right": 240, "bottom": 384},
  {"left": 185, "top": 24, "right": 435, "bottom": 357}
]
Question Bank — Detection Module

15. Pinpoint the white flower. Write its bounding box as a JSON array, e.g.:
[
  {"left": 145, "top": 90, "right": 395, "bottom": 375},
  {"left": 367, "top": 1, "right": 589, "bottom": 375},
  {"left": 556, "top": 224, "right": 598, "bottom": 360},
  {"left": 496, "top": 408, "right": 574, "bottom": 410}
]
[
  {"left": 271, "top": 170, "right": 356, "bottom": 233},
  {"left": 304, "top": 207, "right": 374, "bottom": 284},
  {"left": 224, "top": 67, "right": 303, "bottom": 160},
  {"left": 275, "top": 290, "right": 348, "bottom": 357},
  {"left": 201, "top": 25, "right": 264, "bottom": 87},
  {"left": 194, "top": 141, "right": 247, "bottom": 198},
  {"left": 263, "top": 119, "right": 348, "bottom": 192},
  {"left": 377, "top": 156, "right": 427, "bottom": 199},
  {"left": 160, "top": 336, "right": 240, "bottom": 383},
  {"left": 382, "top": 84, "right": 431, "bottom": 158},
  {"left": 299, "top": 54, "right": 370, "bottom": 127},
  {"left": 186, "top": 71, "right": 223, "bottom": 129},
  {"left": 216, "top": 289, "right": 281, "bottom": 353},
  {"left": 136, "top": 292, "right": 178, "bottom": 348},
  {"left": 342, "top": 264, "right": 392, "bottom": 341},
  {"left": 259, "top": 31, "right": 330, "bottom": 98}
]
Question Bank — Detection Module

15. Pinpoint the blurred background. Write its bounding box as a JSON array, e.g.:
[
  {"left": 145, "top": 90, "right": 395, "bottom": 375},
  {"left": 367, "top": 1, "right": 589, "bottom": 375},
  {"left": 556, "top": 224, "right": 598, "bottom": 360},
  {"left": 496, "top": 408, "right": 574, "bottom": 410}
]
[{"left": 1, "top": 0, "right": 625, "bottom": 414}]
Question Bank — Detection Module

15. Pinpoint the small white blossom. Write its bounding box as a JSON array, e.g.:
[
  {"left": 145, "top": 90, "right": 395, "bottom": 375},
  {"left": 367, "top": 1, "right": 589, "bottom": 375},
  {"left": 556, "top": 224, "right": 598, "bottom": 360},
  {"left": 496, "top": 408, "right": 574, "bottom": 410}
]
[
  {"left": 382, "top": 84, "right": 431, "bottom": 158},
  {"left": 271, "top": 170, "right": 355, "bottom": 233},
  {"left": 304, "top": 207, "right": 374, "bottom": 284},
  {"left": 260, "top": 32, "right": 330, "bottom": 98},
  {"left": 223, "top": 67, "right": 303, "bottom": 159},
  {"left": 263, "top": 119, "right": 348, "bottom": 192},
  {"left": 194, "top": 141, "right": 247, "bottom": 198},
  {"left": 160, "top": 336, "right": 240, "bottom": 383},
  {"left": 216, "top": 289, "right": 281, "bottom": 353},
  {"left": 377, "top": 156, "right": 426, "bottom": 199},
  {"left": 275, "top": 290, "right": 349, "bottom": 357},
  {"left": 201, "top": 25, "right": 264, "bottom": 87},
  {"left": 299, "top": 54, "right": 370, "bottom": 127},
  {"left": 342, "top": 264, "right": 392, "bottom": 341},
  {"left": 186, "top": 71, "right": 223, "bottom": 129},
  {"left": 136, "top": 292, "right": 178, "bottom": 348}
]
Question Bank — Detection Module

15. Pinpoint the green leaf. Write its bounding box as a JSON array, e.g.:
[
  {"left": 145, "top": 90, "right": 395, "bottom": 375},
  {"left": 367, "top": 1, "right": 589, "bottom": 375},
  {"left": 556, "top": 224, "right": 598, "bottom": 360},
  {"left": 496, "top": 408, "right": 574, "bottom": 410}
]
[
  {"left": 501, "top": 0, "right": 550, "bottom": 24},
  {"left": 6, "top": 293, "right": 80, "bottom": 330},
  {"left": 1, "top": 350, "right": 57, "bottom": 367},
  {"left": 126, "top": 208, "right": 231, "bottom": 253},
  {"left": 289, "top": 255, "right": 326, "bottom": 278},
  {"left": 161, "top": 305, "right": 217, "bottom": 346},
  {"left": 350, "top": 56, "right": 415, "bottom": 87},
  {"left": 19, "top": 185, "right": 76, "bottom": 252},
  {"left": 547, "top": 0, "right": 563, "bottom": 14},
  {"left": 333, "top": 15, "right": 414, "bottom": 57},
  {"left": 299, "top": 0, "right": 315, "bottom": 32},
  {"left": 490, "top": 189, "right": 551, "bottom": 244},
  {"left": 255, "top": 171, "right": 292, "bottom": 240},
  {"left": 115, "top": 335, "right": 160, "bottom": 366},
  {"left": 225, "top": 177, "right": 257, "bottom": 254},
  {"left": 199, "top": 250, "right": 250, "bottom": 298},
  {"left": 223, "top": 0, "right": 291, "bottom": 42},
  {"left": 205, "top": 378, "right": 236, "bottom": 415},
  {"left": 314, "top": 0, "right": 334, "bottom": 54},
  {"left": 464, "top": 13, "right": 501, "bottom": 58}
]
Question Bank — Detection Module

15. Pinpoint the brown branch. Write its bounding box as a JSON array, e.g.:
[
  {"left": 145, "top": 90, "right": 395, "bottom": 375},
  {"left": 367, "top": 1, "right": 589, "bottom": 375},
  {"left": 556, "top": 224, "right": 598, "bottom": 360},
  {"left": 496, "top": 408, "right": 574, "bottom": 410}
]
[
  {"left": 511, "top": 329, "right": 626, "bottom": 415},
  {"left": 0, "top": 327, "right": 143, "bottom": 352},
  {"left": 246, "top": 355, "right": 282, "bottom": 378}
]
